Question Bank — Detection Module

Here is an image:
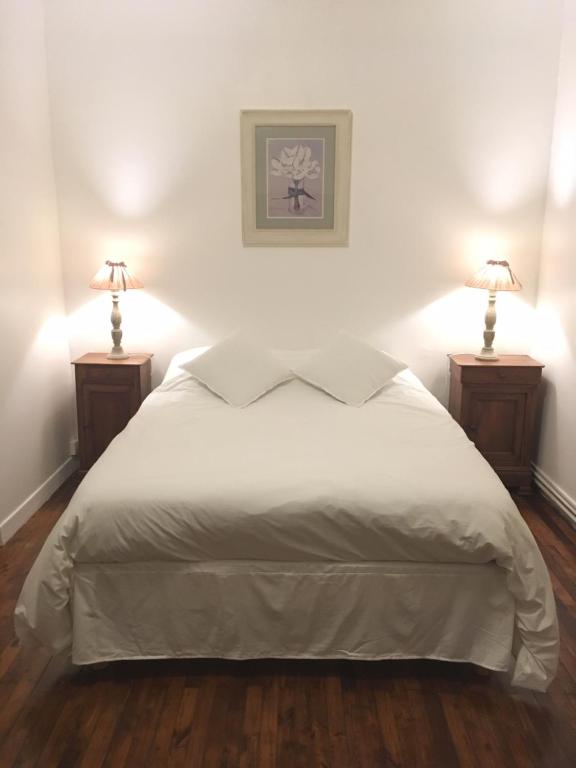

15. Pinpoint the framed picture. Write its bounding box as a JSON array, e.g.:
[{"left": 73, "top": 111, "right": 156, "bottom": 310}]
[{"left": 241, "top": 110, "right": 352, "bottom": 246}]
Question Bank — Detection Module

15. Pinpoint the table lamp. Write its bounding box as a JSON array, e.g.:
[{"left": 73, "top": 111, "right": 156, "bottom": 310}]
[
  {"left": 89, "top": 260, "right": 143, "bottom": 359},
  {"left": 465, "top": 259, "right": 522, "bottom": 361}
]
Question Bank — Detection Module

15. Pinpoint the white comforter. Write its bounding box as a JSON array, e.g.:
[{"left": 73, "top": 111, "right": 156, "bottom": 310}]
[{"left": 15, "top": 369, "right": 559, "bottom": 690}]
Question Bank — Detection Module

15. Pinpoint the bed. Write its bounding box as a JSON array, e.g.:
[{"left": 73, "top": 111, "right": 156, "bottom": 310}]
[{"left": 15, "top": 350, "right": 559, "bottom": 691}]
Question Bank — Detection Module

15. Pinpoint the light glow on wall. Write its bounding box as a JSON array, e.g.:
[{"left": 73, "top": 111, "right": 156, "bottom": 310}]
[
  {"left": 464, "top": 129, "right": 546, "bottom": 213},
  {"left": 463, "top": 232, "right": 510, "bottom": 272},
  {"left": 2, "top": 312, "right": 72, "bottom": 429},
  {"left": 67, "top": 291, "right": 186, "bottom": 354},
  {"left": 106, "top": 155, "right": 157, "bottom": 217},
  {"left": 83, "top": 131, "right": 192, "bottom": 219},
  {"left": 532, "top": 300, "right": 571, "bottom": 361},
  {"left": 478, "top": 154, "right": 539, "bottom": 212},
  {"left": 64, "top": 287, "right": 204, "bottom": 384},
  {"left": 413, "top": 286, "right": 535, "bottom": 354},
  {"left": 34, "top": 314, "right": 70, "bottom": 354},
  {"left": 550, "top": 129, "right": 576, "bottom": 207},
  {"left": 100, "top": 235, "right": 148, "bottom": 269}
]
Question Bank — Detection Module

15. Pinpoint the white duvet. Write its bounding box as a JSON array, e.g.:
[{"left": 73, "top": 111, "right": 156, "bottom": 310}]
[{"left": 15, "top": 367, "right": 559, "bottom": 690}]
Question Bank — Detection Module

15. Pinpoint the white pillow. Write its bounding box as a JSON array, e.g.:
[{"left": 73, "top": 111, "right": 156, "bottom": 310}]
[
  {"left": 293, "top": 332, "right": 407, "bottom": 406},
  {"left": 180, "top": 334, "right": 292, "bottom": 407},
  {"left": 272, "top": 349, "right": 317, "bottom": 369}
]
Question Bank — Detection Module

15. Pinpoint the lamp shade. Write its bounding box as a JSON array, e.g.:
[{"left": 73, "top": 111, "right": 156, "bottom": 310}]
[
  {"left": 465, "top": 260, "right": 522, "bottom": 292},
  {"left": 89, "top": 261, "right": 143, "bottom": 291}
]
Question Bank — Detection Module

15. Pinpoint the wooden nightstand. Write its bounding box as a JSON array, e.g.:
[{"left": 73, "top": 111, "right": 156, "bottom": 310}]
[
  {"left": 448, "top": 354, "right": 544, "bottom": 493},
  {"left": 72, "top": 353, "right": 153, "bottom": 471}
]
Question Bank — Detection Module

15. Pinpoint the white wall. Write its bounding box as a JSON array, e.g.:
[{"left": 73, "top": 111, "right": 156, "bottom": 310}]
[
  {"left": 44, "top": 0, "right": 563, "bottom": 397},
  {"left": 0, "top": 0, "right": 74, "bottom": 541},
  {"left": 533, "top": 0, "right": 576, "bottom": 512}
]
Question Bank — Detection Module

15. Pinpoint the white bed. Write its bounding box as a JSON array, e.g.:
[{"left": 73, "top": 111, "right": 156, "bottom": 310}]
[{"left": 15, "top": 352, "right": 559, "bottom": 691}]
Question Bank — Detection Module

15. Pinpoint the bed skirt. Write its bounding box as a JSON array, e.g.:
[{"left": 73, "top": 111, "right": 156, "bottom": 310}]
[{"left": 69, "top": 560, "right": 515, "bottom": 672}]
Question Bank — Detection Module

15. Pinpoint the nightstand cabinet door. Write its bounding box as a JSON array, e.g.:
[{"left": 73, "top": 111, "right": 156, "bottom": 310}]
[
  {"left": 79, "top": 382, "right": 139, "bottom": 469},
  {"left": 463, "top": 388, "right": 527, "bottom": 467},
  {"left": 448, "top": 355, "right": 543, "bottom": 493},
  {"left": 73, "top": 354, "right": 152, "bottom": 471}
]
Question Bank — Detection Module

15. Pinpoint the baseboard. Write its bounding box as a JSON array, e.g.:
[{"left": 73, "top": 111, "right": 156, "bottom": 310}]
[
  {"left": 533, "top": 464, "right": 576, "bottom": 529},
  {"left": 0, "top": 457, "right": 78, "bottom": 545}
]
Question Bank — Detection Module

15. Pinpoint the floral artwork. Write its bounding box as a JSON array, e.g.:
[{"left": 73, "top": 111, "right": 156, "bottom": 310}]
[
  {"left": 241, "top": 110, "right": 351, "bottom": 245},
  {"left": 268, "top": 142, "right": 323, "bottom": 217}
]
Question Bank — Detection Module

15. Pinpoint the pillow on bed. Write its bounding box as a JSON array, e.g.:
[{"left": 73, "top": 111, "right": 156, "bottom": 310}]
[
  {"left": 180, "top": 334, "right": 292, "bottom": 407},
  {"left": 293, "top": 331, "right": 407, "bottom": 406}
]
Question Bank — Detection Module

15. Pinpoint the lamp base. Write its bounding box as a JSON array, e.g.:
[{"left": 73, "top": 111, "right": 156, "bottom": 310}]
[
  {"left": 107, "top": 348, "right": 129, "bottom": 360},
  {"left": 107, "top": 293, "right": 129, "bottom": 360},
  {"left": 476, "top": 292, "right": 499, "bottom": 362},
  {"left": 475, "top": 349, "right": 499, "bottom": 361}
]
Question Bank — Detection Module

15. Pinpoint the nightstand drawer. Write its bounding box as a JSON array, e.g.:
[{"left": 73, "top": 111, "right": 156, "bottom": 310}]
[
  {"left": 459, "top": 366, "right": 541, "bottom": 386},
  {"left": 77, "top": 365, "right": 137, "bottom": 384}
]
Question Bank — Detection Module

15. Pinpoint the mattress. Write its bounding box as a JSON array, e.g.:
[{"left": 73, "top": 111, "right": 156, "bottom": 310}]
[{"left": 15, "top": 364, "right": 559, "bottom": 690}]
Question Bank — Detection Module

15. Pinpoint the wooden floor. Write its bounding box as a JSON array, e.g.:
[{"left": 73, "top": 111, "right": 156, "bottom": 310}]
[{"left": 1, "top": 476, "right": 575, "bottom": 767}]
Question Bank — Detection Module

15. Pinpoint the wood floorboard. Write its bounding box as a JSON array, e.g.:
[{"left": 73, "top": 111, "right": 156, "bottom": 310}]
[
  {"left": 169, "top": 682, "right": 199, "bottom": 767},
  {"left": 0, "top": 475, "right": 575, "bottom": 767}
]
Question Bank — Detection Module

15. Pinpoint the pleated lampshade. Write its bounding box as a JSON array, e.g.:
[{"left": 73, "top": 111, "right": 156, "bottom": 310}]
[
  {"left": 89, "top": 261, "right": 144, "bottom": 291},
  {"left": 465, "top": 260, "right": 522, "bottom": 292}
]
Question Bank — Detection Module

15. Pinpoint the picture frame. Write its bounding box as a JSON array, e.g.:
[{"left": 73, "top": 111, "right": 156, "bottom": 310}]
[{"left": 241, "top": 110, "right": 352, "bottom": 246}]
